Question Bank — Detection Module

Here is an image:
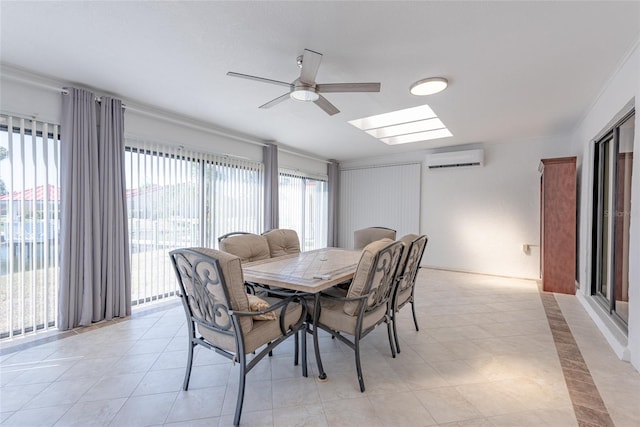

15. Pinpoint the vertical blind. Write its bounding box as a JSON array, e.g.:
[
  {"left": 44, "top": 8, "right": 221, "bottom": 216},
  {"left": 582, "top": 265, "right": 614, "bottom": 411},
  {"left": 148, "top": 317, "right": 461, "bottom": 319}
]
[
  {"left": 0, "top": 115, "right": 61, "bottom": 338},
  {"left": 339, "top": 163, "right": 421, "bottom": 248},
  {"left": 206, "top": 156, "right": 264, "bottom": 246},
  {"left": 279, "top": 170, "right": 328, "bottom": 251},
  {"left": 125, "top": 140, "right": 263, "bottom": 306}
]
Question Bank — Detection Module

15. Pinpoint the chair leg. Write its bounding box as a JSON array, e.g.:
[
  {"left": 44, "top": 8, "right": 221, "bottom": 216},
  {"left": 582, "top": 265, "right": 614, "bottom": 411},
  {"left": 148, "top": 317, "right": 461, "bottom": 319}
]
[
  {"left": 182, "top": 339, "right": 195, "bottom": 390},
  {"left": 355, "top": 338, "right": 365, "bottom": 392},
  {"left": 386, "top": 319, "right": 397, "bottom": 358},
  {"left": 301, "top": 328, "right": 308, "bottom": 377},
  {"left": 393, "top": 311, "right": 401, "bottom": 354},
  {"left": 312, "top": 295, "right": 327, "bottom": 381},
  {"left": 294, "top": 331, "right": 299, "bottom": 366},
  {"left": 233, "top": 354, "right": 247, "bottom": 426},
  {"left": 411, "top": 300, "right": 419, "bottom": 331}
]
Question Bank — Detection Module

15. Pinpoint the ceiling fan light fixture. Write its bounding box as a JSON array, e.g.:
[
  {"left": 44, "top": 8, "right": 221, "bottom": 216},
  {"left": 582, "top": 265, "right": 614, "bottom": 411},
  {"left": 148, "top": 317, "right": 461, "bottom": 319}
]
[
  {"left": 227, "top": 49, "right": 379, "bottom": 114},
  {"left": 290, "top": 87, "right": 319, "bottom": 102},
  {"left": 410, "top": 77, "right": 448, "bottom": 96}
]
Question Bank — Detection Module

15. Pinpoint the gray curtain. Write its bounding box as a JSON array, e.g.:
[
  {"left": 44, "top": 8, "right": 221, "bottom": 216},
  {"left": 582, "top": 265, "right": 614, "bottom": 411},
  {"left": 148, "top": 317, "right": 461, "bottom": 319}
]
[
  {"left": 59, "top": 87, "right": 131, "bottom": 330},
  {"left": 263, "top": 143, "right": 279, "bottom": 231},
  {"left": 327, "top": 159, "right": 339, "bottom": 247}
]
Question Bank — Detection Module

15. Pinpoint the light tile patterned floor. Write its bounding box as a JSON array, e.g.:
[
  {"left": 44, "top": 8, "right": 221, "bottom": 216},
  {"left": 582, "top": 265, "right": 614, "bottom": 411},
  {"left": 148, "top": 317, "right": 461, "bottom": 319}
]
[{"left": 1, "top": 269, "right": 639, "bottom": 426}]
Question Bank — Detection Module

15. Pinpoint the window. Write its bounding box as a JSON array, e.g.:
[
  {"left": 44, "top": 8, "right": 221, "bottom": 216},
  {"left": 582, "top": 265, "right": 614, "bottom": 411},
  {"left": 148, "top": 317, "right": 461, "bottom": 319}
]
[
  {"left": 125, "top": 140, "right": 263, "bottom": 306},
  {"left": 592, "top": 110, "right": 634, "bottom": 326},
  {"left": 204, "top": 157, "right": 264, "bottom": 246},
  {"left": 279, "top": 170, "right": 328, "bottom": 250},
  {"left": 0, "top": 121, "right": 265, "bottom": 335},
  {"left": 0, "top": 115, "right": 61, "bottom": 339}
]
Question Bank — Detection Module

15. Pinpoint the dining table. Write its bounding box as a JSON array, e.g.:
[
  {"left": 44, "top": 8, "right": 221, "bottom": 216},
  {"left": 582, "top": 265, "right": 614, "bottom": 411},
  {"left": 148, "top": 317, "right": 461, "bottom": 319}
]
[{"left": 242, "top": 247, "right": 362, "bottom": 381}]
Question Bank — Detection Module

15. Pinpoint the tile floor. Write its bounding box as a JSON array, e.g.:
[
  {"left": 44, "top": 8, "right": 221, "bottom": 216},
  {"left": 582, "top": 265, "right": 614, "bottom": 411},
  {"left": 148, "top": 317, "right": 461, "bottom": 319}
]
[{"left": 1, "top": 269, "right": 639, "bottom": 426}]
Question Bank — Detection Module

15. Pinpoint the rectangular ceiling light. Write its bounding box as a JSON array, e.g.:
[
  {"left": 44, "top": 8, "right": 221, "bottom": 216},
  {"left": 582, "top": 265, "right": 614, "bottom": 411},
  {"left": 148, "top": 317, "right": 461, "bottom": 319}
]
[
  {"left": 381, "top": 128, "right": 453, "bottom": 145},
  {"left": 349, "top": 104, "right": 452, "bottom": 145},
  {"left": 365, "top": 117, "right": 445, "bottom": 139},
  {"left": 349, "top": 105, "right": 437, "bottom": 130}
]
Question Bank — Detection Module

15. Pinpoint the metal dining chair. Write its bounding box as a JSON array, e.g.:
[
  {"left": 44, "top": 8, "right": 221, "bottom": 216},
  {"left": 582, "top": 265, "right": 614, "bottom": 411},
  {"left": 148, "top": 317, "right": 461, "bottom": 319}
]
[
  {"left": 353, "top": 226, "right": 397, "bottom": 249},
  {"left": 262, "top": 228, "right": 301, "bottom": 257},
  {"left": 218, "top": 232, "right": 271, "bottom": 263},
  {"left": 391, "top": 234, "right": 428, "bottom": 354},
  {"left": 169, "top": 247, "right": 307, "bottom": 426},
  {"left": 310, "top": 239, "right": 404, "bottom": 392}
]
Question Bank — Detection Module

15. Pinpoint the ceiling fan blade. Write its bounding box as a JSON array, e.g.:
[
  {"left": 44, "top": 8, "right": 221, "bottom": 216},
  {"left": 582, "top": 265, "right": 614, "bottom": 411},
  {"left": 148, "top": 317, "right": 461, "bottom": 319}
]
[
  {"left": 259, "top": 92, "right": 291, "bottom": 109},
  {"left": 316, "top": 82, "right": 381, "bottom": 93},
  {"left": 299, "top": 49, "right": 323, "bottom": 85},
  {"left": 314, "top": 95, "right": 340, "bottom": 116},
  {"left": 227, "top": 71, "right": 292, "bottom": 88}
]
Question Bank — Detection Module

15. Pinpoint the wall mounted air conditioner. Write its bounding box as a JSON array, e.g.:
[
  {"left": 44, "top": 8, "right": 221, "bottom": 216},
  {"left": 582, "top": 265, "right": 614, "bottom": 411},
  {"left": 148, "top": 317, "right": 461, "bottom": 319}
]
[{"left": 425, "top": 148, "right": 484, "bottom": 169}]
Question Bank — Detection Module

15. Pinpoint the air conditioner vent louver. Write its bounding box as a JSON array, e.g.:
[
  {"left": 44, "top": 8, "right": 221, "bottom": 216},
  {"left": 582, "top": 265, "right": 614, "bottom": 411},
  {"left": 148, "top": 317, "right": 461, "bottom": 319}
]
[
  {"left": 428, "top": 161, "right": 481, "bottom": 169},
  {"left": 426, "top": 148, "right": 484, "bottom": 169}
]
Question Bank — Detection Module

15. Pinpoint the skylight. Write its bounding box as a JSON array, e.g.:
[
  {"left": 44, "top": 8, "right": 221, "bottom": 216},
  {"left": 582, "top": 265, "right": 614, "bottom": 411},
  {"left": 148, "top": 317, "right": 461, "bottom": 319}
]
[{"left": 349, "top": 104, "right": 452, "bottom": 145}]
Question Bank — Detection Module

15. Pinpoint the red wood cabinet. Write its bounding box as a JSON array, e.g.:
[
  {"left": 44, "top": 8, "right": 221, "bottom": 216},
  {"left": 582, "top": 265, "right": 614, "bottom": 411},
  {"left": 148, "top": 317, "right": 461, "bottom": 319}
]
[{"left": 539, "top": 157, "right": 576, "bottom": 294}]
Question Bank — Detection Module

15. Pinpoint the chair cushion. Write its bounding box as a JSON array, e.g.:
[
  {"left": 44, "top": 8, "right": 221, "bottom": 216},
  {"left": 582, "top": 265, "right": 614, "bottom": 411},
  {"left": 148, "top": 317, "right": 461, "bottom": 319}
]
[
  {"left": 263, "top": 229, "right": 301, "bottom": 257},
  {"left": 219, "top": 234, "right": 271, "bottom": 263},
  {"left": 198, "top": 296, "right": 303, "bottom": 354},
  {"left": 344, "top": 239, "right": 393, "bottom": 316},
  {"left": 310, "top": 296, "right": 387, "bottom": 335}
]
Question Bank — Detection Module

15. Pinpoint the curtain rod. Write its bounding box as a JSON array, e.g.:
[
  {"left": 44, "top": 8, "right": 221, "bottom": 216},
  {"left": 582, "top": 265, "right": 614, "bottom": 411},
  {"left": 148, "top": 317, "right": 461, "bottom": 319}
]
[
  {"left": 278, "top": 147, "right": 329, "bottom": 164},
  {"left": 5, "top": 71, "right": 331, "bottom": 163},
  {"left": 5, "top": 72, "right": 266, "bottom": 147},
  {"left": 3, "top": 73, "right": 69, "bottom": 95}
]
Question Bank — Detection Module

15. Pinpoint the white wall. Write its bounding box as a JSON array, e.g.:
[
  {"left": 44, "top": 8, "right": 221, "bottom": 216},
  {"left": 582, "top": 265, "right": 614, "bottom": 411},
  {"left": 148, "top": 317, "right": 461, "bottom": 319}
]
[
  {"left": 340, "top": 138, "right": 574, "bottom": 279},
  {"left": 421, "top": 137, "right": 574, "bottom": 279},
  {"left": 1, "top": 76, "right": 61, "bottom": 125},
  {"left": 278, "top": 151, "right": 328, "bottom": 178},
  {"left": 124, "top": 110, "right": 264, "bottom": 162},
  {"left": 572, "top": 41, "right": 639, "bottom": 370}
]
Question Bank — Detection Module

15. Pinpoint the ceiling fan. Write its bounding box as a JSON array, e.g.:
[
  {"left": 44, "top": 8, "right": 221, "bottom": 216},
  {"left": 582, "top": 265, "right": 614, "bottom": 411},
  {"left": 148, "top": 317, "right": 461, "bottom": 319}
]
[{"left": 227, "top": 49, "right": 381, "bottom": 116}]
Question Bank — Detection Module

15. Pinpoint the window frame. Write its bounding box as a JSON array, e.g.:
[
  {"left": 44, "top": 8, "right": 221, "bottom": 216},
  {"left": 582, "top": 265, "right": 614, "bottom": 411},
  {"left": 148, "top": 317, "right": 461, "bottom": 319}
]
[
  {"left": 278, "top": 169, "right": 328, "bottom": 251},
  {"left": 590, "top": 109, "right": 634, "bottom": 328}
]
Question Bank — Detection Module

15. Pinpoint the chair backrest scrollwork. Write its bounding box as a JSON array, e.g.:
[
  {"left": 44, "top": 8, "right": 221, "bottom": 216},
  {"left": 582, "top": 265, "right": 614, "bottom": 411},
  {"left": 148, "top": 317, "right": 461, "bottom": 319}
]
[
  {"left": 396, "top": 234, "right": 428, "bottom": 295},
  {"left": 363, "top": 240, "right": 404, "bottom": 314},
  {"left": 344, "top": 239, "right": 404, "bottom": 316},
  {"left": 170, "top": 248, "right": 252, "bottom": 336}
]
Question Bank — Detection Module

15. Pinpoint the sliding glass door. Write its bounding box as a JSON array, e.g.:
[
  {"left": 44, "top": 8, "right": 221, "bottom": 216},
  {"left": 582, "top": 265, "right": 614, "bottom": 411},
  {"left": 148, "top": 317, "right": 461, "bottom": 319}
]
[
  {"left": 592, "top": 111, "right": 634, "bottom": 326},
  {"left": 0, "top": 115, "right": 60, "bottom": 338},
  {"left": 125, "top": 142, "right": 263, "bottom": 306},
  {"left": 279, "top": 171, "right": 328, "bottom": 251}
]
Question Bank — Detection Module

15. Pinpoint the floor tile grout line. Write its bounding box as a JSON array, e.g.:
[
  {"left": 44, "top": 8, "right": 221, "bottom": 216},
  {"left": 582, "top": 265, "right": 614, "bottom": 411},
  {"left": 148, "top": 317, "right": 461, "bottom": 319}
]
[
  {"left": 539, "top": 290, "right": 615, "bottom": 427},
  {"left": 0, "top": 299, "right": 182, "bottom": 357}
]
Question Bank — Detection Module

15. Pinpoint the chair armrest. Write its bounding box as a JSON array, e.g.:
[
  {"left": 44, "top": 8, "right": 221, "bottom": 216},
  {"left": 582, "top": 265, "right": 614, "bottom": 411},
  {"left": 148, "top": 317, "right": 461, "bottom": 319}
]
[{"left": 231, "top": 295, "right": 307, "bottom": 335}]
